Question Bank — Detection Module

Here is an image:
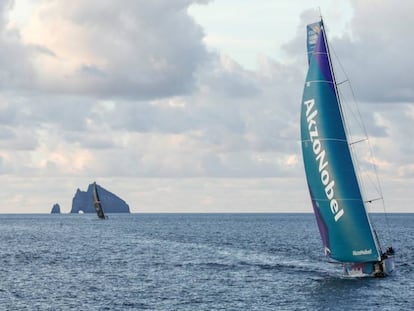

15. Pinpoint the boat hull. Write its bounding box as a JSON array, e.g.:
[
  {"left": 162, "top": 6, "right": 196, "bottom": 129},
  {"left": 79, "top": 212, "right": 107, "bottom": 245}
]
[{"left": 343, "top": 256, "right": 395, "bottom": 277}]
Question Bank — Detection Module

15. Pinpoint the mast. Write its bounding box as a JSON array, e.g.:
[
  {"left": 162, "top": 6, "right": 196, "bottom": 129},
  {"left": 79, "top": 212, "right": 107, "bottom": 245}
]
[{"left": 319, "top": 19, "right": 342, "bottom": 120}]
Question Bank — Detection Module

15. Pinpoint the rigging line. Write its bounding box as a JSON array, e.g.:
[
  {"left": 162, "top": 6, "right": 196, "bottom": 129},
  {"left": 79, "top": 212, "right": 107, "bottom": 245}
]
[
  {"left": 366, "top": 197, "right": 383, "bottom": 203},
  {"left": 336, "top": 82, "right": 365, "bottom": 137},
  {"left": 336, "top": 91, "right": 383, "bottom": 204},
  {"left": 321, "top": 23, "right": 373, "bottom": 217},
  {"left": 349, "top": 138, "right": 368, "bottom": 145},
  {"left": 328, "top": 50, "right": 379, "bottom": 235},
  {"left": 330, "top": 43, "right": 392, "bottom": 242},
  {"left": 321, "top": 23, "right": 386, "bottom": 250},
  {"left": 337, "top": 79, "right": 349, "bottom": 86}
]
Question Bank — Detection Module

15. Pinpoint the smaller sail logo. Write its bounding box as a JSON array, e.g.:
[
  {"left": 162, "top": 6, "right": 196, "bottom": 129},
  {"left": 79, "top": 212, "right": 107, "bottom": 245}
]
[
  {"left": 304, "top": 98, "right": 344, "bottom": 222},
  {"left": 307, "top": 23, "right": 321, "bottom": 47},
  {"left": 308, "top": 29, "right": 319, "bottom": 46},
  {"left": 353, "top": 249, "right": 372, "bottom": 256}
]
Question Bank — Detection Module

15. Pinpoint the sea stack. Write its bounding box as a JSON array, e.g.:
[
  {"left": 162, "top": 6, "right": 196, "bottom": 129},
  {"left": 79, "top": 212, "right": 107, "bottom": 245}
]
[{"left": 51, "top": 203, "right": 61, "bottom": 214}]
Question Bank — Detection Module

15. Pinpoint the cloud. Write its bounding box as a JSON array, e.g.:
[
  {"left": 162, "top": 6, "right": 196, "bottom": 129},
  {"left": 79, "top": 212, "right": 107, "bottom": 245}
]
[
  {"left": 2, "top": 2, "right": 408, "bottom": 152},
  {"left": 318, "top": 1, "right": 414, "bottom": 182},
  {"left": 327, "top": 1, "right": 414, "bottom": 103},
  {"left": 0, "top": 1, "right": 35, "bottom": 91},
  {"left": 0, "top": 0, "right": 412, "bottom": 213},
  {"left": 20, "top": 0, "right": 211, "bottom": 99},
  {"left": 0, "top": 0, "right": 303, "bottom": 181}
]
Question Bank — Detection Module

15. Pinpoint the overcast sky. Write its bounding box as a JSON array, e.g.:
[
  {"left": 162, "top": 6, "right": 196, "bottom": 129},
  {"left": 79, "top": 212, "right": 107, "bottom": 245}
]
[{"left": 0, "top": 0, "right": 412, "bottom": 213}]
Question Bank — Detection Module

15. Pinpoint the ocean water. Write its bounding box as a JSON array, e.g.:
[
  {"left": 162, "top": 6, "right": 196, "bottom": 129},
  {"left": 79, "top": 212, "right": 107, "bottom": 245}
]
[{"left": 0, "top": 213, "right": 412, "bottom": 310}]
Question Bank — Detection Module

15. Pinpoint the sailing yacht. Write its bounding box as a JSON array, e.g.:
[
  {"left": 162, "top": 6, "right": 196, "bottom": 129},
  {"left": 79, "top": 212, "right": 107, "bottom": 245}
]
[
  {"left": 92, "top": 181, "right": 107, "bottom": 220},
  {"left": 300, "top": 19, "right": 395, "bottom": 277}
]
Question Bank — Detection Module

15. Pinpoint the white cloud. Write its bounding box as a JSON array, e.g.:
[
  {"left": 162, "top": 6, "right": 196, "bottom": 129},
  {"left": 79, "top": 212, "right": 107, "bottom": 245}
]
[
  {"left": 0, "top": 0, "right": 412, "bottom": 213},
  {"left": 19, "top": 0, "right": 210, "bottom": 98},
  {"left": 329, "top": 1, "right": 414, "bottom": 103}
]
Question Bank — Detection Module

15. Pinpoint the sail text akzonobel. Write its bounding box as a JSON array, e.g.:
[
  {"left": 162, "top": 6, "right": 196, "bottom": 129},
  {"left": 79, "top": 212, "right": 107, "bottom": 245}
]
[{"left": 304, "top": 99, "right": 344, "bottom": 222}]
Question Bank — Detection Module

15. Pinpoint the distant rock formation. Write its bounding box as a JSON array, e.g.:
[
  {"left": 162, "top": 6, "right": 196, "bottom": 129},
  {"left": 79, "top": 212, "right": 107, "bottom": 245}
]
[
  {"left": 51, "top": 203, "right": 61, "bottom": 214},
  {"left": 70, "top": 183, "right": 130, "bottom": 214}
]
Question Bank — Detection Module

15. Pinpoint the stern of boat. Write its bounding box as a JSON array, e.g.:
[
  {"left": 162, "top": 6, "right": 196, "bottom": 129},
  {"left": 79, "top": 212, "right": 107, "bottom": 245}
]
[
  {"left": 343, "top": 255, "right": 395, "bottom": 277},
  {"left": 343, "top": 262, "right": 374, "bottom": 277}
]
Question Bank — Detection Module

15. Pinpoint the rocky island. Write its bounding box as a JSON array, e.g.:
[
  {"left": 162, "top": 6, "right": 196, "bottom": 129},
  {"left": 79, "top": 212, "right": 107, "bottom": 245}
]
[{"left": 70, "top": 183, "right": 130, "bottom": 214}]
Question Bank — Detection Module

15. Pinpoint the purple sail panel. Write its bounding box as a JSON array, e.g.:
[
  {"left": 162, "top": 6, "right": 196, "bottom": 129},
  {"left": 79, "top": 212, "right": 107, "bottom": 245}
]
[
  {"left": 313, "top": 25, "right": 334, "bottom": 84},
  {"left": 309, "top": 186, "right": 330, "bottom": 251}
]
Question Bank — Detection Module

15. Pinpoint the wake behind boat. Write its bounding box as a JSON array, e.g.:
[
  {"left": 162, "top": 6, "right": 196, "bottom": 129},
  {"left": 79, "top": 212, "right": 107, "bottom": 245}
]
[{"left": 300, "top": 18, "right": 395, "bottom": 277}]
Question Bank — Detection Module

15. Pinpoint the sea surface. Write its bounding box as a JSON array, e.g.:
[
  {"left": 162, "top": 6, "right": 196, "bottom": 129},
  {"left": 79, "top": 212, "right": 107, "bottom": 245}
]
[{"left": 0, "top": 213, "right": 412, "bottom": 310}]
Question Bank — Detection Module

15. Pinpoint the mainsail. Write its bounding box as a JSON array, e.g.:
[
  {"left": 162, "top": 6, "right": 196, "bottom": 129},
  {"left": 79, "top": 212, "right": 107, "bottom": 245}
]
[
  {"left": 300, "top": 20, "right": 381, "bottom": 263},
  {"left": 92, "top": 181, "right": 106, "bottom": 220}
]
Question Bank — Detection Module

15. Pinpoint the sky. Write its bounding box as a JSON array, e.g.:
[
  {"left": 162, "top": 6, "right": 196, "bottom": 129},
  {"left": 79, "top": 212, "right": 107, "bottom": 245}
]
[{"left": 0, "top": 0, "right": 413, "bottom": 213}]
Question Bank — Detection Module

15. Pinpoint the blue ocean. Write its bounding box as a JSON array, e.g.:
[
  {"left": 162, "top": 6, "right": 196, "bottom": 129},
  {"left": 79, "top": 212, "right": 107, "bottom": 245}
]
[{"left": 0, "top": 213, "right": 412, "bottom": 310}]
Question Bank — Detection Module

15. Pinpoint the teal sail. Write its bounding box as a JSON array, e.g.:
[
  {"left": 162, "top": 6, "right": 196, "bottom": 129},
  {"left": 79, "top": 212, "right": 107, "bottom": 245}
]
[{"left": 300, "top": 20, "right": 381, "bottom": 263}]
